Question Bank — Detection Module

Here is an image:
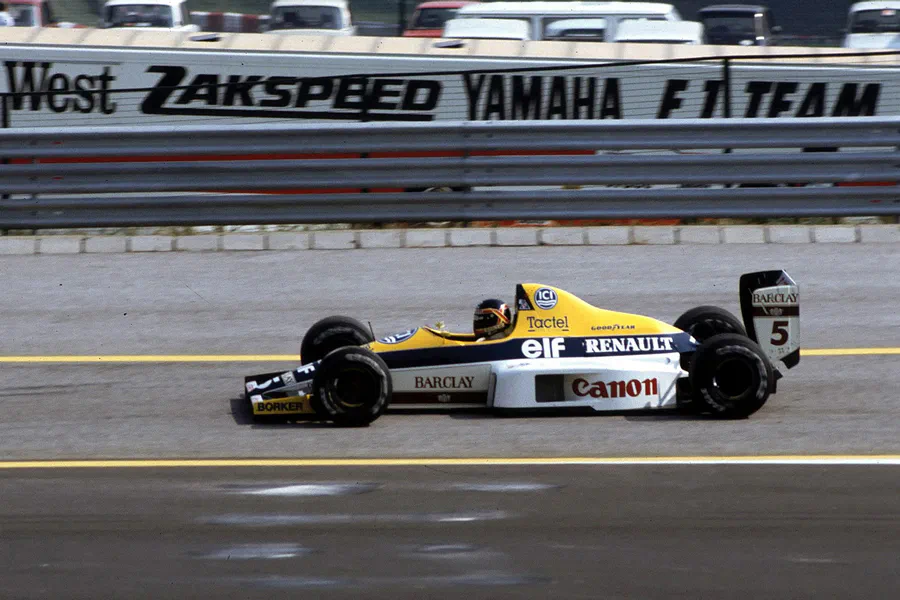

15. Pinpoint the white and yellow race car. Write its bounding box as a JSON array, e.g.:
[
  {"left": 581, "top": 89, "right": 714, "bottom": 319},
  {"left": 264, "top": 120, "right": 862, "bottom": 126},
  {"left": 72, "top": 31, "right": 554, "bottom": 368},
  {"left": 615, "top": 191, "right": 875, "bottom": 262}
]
[{"left": 245, "top": 271, "right": 799, "bottom": 426}]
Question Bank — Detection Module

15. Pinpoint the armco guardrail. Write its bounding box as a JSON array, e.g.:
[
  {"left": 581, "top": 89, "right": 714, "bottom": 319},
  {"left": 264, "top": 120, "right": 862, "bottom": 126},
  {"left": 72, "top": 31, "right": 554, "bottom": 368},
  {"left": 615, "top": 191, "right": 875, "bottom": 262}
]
[
  {"left": 2, "top": 153, "right": 899, "bottom": 194},
  {"left": 1, "top": 118, "right": 899, "bottom": 228},
  {"left": 5, "top": 118, "right": 900, "bottom": 156},
  {"left": 2, "top": 188, "right": 897, "bottom": 228}
]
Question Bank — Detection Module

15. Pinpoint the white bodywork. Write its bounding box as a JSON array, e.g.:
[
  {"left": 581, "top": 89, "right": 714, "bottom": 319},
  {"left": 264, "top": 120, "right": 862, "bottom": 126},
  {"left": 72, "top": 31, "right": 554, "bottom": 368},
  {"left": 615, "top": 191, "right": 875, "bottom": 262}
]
[
  {"left": 489, "top": 354, "right": 683, "bottom": 410},
  {"left": 101, "top": 0, "right": 199, "bottom": 32},
  {"left": 456, "top": 1, "right": 680, "bottom": 41},
  {"left": 249, "top": 352, "right": 685, "bottom": 413},
  {"left": 613, "top": 19, "right": 705, "bottom": 44},
  {"left": 266, "top": 0, "right": 355, "bottom": 36},
  {"left": 443, "top": 17, "right": 531, "bottom": 40},
  {"left": 843, "top": 1, "right": 900, "bottom": 48}
]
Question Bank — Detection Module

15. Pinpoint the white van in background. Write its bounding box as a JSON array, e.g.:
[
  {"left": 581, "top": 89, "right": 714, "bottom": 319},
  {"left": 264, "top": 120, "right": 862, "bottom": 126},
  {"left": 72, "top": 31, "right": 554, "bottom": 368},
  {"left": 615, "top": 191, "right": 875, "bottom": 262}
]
[
  {"left": 100, "top": 0, "right": 199, "bottom": 31},
  {"left": 456, "top": 1, "right": 680, "bottom": 42},
  {"left": 613, "top": 19, "right": 705, "bottom": 44},
  {"left": 443, "top": 17, "right": 531, "bottom": 40},
  {"left": 266, "top": 0, "right": 355, "bottom": 36},
  {"left": 843, "top": 1, "right": 900, "bottom": 49}
]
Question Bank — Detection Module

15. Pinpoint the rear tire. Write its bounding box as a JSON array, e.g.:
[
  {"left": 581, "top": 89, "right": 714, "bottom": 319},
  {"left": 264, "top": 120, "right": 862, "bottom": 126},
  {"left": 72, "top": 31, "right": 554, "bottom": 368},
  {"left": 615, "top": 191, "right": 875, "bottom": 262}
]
[
  {"left": 312, "top": 347, "right": 392, "bottom": 427},
  {"left": 689, "top": 334, "right": 773, "bottom": 418},
  {"left": 674, "top": 306, "right": 746, "bottom": 343},
  {"left": 301, "top": 316, "right": 374, "bottom": 365},
  {"left": 674, "top": 306, "right": 748, "bottom": 409}
]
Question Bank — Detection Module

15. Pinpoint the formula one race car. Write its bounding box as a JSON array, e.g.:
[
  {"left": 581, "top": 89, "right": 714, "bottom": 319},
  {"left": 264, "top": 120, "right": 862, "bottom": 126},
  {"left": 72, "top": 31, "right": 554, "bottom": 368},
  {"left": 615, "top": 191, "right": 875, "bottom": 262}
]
[{"left": 245, "top": 271, "right": 799, "bottom": 425}]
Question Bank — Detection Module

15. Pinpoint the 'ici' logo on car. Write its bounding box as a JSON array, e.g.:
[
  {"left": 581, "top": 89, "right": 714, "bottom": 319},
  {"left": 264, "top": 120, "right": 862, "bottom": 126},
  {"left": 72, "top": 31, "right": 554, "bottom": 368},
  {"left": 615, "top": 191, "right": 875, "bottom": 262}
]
[
  {"left": 572, "top": 378, "right": 659, "bottom": 399},
  {"left": 534, "top": 288, "right": 558, "bottom": 310}
]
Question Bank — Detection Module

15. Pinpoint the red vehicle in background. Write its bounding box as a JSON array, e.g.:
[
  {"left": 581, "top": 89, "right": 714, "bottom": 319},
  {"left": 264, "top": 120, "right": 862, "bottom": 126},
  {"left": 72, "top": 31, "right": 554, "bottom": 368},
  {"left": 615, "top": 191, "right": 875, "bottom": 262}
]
[{"left": 402, "top": 1, "right": 479, "bottom": 37}]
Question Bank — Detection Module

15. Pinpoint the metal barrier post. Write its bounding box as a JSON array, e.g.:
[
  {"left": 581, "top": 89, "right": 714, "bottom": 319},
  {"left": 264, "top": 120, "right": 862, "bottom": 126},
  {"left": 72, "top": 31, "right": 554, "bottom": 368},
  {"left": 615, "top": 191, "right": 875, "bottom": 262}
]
[
  {"left": 722, "top": 58, "right": 733, "bottom": 158},
  {"left": 1, "top": 93, "right": 9, "bottom": 129},
  {"left": 360, "top": 76, "right": 372, "bottom": 195},
  {"left": 722, "top": 57, "right": 732, "bottom": 119},
  {"left": 2, "top": 94, "right": 8, "bottom": 203},
  {"left": 398, "top": 0, "right": 407, "bottom": 34}
]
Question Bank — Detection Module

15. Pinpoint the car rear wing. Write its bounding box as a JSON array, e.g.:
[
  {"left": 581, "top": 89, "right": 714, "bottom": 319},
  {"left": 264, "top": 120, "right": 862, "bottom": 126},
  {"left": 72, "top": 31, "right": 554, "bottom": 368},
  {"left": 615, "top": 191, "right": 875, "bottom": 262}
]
[{"left": 739, "top": 270, "right": 800, "bottom": 369}]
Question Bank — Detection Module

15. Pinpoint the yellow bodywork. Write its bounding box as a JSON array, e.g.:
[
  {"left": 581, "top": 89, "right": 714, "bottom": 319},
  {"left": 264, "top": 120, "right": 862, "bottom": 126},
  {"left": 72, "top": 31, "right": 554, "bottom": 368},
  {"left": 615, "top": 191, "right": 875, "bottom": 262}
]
[{"left": 368, "top": 283, "right": 681, "bottom": 353}]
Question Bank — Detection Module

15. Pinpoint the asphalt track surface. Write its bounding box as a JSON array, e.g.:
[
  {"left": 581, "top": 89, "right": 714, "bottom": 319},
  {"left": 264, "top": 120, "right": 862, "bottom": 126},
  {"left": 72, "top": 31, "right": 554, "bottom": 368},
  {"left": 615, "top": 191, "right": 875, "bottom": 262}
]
[
  {"left": 0, "top": 244, "right": 897, "bottom": 459},
  {"left": 1, "top": 244, "right": 898, "bottom": 598},
  {"left": 2, "top": 465, "right": 898, "bottom": 599}
]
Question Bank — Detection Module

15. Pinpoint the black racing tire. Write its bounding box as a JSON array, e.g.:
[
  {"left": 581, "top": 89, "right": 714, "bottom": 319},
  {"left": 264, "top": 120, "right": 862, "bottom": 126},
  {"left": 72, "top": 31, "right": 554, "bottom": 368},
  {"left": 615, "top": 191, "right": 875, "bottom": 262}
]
[
  {"left": 674, "top": 306, "right": 748, "bottom": 388},
  {"left": 311, "top": 347, "right": 392, "bottom": 427},
  {"left": 689, "top": 333, "right": 773, "bottom": 419},
  {"left": 300, "top": 316, "right": 374, "bottom": 365},
  {"left": 674, "top": 305, "right": 746, "bottom": 343}
]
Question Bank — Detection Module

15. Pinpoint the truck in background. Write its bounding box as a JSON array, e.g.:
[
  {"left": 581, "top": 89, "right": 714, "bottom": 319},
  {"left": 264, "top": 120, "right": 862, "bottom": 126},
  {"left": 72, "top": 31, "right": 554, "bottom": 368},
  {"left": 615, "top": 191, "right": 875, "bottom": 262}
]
[
  {"left": 264, "top": 0, "right": 355, "bottom": 36},
  {"left": 100, "top": 0, "right": 200, "bottom": 32},
  {"left": 842, "top": 1, "right": 900, "bottom": 49},
  {"left": 456, "top": 1, "right": 681, "bottom": 42},
  {"left": 697, "top": 4, "right": 781, "bottom": 46}
]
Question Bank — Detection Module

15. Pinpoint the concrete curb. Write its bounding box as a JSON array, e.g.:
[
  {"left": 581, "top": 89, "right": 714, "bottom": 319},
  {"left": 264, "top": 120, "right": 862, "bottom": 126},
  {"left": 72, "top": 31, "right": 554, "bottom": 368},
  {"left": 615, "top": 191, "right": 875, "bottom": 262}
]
[{"left": 1, "top": 225, "right": 897, "bottom": 255}]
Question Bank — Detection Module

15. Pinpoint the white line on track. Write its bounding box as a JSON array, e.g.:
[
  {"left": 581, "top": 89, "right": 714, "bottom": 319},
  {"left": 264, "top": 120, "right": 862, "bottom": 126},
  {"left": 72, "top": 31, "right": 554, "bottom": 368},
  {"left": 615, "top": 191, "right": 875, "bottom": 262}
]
[{"left": 0, "top": 456, "right": 899, "bottom": 469}]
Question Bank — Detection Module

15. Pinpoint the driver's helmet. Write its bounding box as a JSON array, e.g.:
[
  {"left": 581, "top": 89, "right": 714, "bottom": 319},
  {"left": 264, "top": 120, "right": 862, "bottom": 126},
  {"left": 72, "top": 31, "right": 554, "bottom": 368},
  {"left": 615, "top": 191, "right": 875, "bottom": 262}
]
[{"left": 473, "top": 298, "right": 512, "bottom": 339}]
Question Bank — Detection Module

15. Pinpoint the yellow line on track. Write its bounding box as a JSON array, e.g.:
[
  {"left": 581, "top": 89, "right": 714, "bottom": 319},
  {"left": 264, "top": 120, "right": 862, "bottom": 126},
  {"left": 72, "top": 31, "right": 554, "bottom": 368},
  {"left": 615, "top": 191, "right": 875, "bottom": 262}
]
[
  {"left": 0, "top": 349, "right": 897, "bottom": 363},
  {"left": 802, "top": 348, "right": 900, "bottom": 356},
  {"left": 0, "top": 456, "right": 899, "bottom": 469}
]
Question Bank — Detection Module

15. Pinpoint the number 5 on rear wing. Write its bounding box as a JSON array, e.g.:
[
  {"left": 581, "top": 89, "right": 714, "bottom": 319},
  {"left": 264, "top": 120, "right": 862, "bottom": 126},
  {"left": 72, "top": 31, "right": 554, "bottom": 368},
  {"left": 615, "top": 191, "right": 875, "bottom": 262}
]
[{"left": 739, "top": 270, "right": 800, "bottom": 369}]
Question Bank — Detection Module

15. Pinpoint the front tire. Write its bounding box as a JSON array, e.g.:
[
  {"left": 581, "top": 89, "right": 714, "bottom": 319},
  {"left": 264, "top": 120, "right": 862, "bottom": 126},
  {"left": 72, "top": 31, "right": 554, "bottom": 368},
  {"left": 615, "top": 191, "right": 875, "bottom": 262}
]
[
  {"left": 300, "top": 316, "right": 374, "bottom": 365},
  {"left": 689, "top": 333, "right": 773, "bottom": 418},
  {"left": 312, "top": 347, "right": 392, "bottom": 426}
]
